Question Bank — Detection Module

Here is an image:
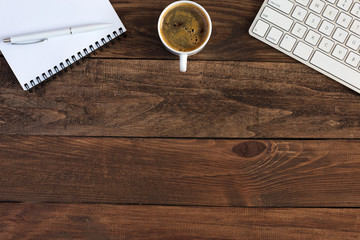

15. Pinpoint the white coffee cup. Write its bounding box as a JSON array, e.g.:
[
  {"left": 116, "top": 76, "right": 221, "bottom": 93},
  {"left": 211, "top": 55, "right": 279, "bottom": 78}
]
[{"left": 158, "top": 1, "right": 212, "bottom": 72}]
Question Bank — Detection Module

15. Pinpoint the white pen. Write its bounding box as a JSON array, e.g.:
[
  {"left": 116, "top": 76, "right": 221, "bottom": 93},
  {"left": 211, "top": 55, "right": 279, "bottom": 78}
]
[{"left": 3, "top": 23, "right": 114, "bottom": 45}]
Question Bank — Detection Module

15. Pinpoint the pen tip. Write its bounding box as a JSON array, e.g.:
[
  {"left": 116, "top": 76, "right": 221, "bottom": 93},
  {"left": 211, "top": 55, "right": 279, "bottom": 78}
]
[{"left": 3, "top": 38, "right": 10, "bottom": 43}]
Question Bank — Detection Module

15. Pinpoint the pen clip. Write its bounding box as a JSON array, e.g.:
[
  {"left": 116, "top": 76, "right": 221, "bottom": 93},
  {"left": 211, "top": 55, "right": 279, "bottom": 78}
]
[{"left": 11, "top": 38, "right": 48, "bottom": 45}]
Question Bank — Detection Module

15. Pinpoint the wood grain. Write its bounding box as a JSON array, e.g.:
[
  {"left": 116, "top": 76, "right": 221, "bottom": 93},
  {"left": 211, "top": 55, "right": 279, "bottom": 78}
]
[
  {"left": 1, "top": 135, "right": 360, "bottom": 207},
  {"left": 105, "top": 0, "right": 286, "bottom": 61},
  {"left": 0, "top": 58, "right": 359, "bottom": 138},
  {"left": 0, "top": 0, "right": 290, "bottom": 62},
  {"left": 1, "top": 203, "right": 360, "bottom": 240},
  {"left": 1, "top": 0, "right": 358, "bottom": 237}
]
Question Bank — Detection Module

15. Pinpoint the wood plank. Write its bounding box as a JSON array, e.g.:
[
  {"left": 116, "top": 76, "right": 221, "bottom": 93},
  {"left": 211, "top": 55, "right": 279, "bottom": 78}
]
[
  {"left": 0, "top": 0, "right": 290, "bottom": 62},
  {"left": 0, "top": 58, "right": 359, "bottom": 138},
  {"left": 1, "top": 204, "right": 360, "bottom": 240},
  {"left": 104, "top": 0, "right": 286, "bottom": 61},
  {"left": 1, "top": 136, "right": 360, "bottom": 206}
]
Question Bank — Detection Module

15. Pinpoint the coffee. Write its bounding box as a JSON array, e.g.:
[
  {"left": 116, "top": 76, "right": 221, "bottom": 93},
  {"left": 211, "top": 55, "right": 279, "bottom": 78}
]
[{"left": 159, "top": 2, "right": 209, "bottom": 52}]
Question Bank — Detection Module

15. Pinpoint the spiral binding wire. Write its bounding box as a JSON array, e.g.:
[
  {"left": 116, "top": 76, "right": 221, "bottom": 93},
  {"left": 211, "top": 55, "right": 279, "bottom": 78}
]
[{"left": 24, "top": 27, "right": 126, "bottom": 91}]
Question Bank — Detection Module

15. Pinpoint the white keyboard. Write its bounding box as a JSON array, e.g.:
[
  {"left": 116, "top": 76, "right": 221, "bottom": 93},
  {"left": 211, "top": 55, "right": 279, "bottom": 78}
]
[{"left": 249, "top": 0, "right": 360, "bottom": 93}]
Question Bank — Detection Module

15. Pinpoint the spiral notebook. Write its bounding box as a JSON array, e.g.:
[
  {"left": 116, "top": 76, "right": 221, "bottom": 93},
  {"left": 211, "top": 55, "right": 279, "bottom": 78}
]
[{"left": 0, "top": 0, "right": 126, "bottom": 90}]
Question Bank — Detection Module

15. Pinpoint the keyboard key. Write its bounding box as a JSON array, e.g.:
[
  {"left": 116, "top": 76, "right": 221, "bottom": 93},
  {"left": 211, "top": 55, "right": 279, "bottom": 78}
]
[
  {"left": 261, "top": 7, "right": 294, "bottom": 31},
  {"left": 280, "top": 34, "right": 297, "bottom": 51},
  {"left": 337, "top": 0, "right": 353, "bottom": 11},
  {"left": 252, "top": 19, "right": 270, "bottom": 37},
  {"left": 319, "top": 37, "right": 335, "bottom": 53},
  {"left": 249, "top": 0, "right": 360, "bottom": 93},
  {"left": 293, "top": 41, "right": 314, "bottom": 60},
  {"left": 292, "top": 6, "right": 308, "bottom": 21},
  {"left": 350, "top": 20, "right": 360, "bottom": 35},
  {"left": 346, "top": 52, "right": 360, "bottom": 67},
  {"left": 268, "top": 0, "right": 294, "bottom": 14},
  {"left": 336, "top": 12, "right": 352, "bottom": 28},
  {"left": 296, "top": 0, "right": 310, "bottom": 6},
  {"left": 309, "top": 0, "right": 325, "bottom": 13},
  {"left": 322, "top": 5, "right": 339, "bottom": 21},
  {"left": 305, "top": 13, "right": 321, "bottom": 28},
  {"left": 310, "top": 51, "right": 360, "bottom": 88},
  {"left": 351, "top": 3, "right": 360, "bottom": 18},
  {"left": 291, "top": 22, "right": 308, "bottom": 38},
  {"left": 305, "top": 30, "right": 321, "bottom": 45},
  {"left": 332, "top": 44, "right": 348, "bottom": 60},
  {"left": 346, "top": 35, "right": 360, "bottom": 51},
  {"left": 319, "top": 20, "right": 335, "bottom": 36},
  {"left": 333, "top": 28, "right": 349, "bottom": 43},
  {"left": 266, "top": 27, "right": 283, "bottom": 44}
]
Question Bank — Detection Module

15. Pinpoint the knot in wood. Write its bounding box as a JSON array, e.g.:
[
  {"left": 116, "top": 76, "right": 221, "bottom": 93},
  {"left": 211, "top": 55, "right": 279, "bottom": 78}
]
[{"left": 232, "top": 141, "right": 267, "bottom": 158}]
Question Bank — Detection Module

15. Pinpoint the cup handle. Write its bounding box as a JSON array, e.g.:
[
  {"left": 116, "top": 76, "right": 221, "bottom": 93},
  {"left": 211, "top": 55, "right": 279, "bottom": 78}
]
[{"left": 180, "top": 54, "right": 188, "bottom": 72}]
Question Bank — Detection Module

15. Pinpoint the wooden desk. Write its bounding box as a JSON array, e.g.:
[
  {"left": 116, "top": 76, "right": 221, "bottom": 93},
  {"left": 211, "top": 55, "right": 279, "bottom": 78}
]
[{"left": 1, "top": 0, "right": 360, "bottom": 239}]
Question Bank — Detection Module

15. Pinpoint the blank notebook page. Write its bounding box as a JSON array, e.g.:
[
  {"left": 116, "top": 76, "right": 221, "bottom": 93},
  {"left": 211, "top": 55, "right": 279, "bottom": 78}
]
[{"left": 0, "top": 0, "right": 126, "bottom": 90}]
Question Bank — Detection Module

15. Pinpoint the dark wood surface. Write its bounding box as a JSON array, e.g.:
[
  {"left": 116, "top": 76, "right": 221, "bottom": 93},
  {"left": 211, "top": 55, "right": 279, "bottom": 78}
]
[
  {"left": 2, "top": 204, "right": 360, "bottom": 240},
  {"left": 1, "top": 0, "right": 360, "bottom": 239},
  {"left": 1, "top": 58, "right": 358, "bottom": 138},
  {"left": 2, "top": 136, "right": 360, "bottom": 207}
]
